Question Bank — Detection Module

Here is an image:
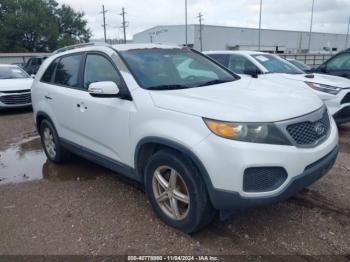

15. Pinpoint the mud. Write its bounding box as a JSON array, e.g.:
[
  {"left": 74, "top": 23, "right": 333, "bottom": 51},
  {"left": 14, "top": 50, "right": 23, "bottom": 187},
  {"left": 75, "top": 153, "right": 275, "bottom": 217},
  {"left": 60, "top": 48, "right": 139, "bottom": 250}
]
[{"left": 0, "top": 110, "right": 349, "bottom": 255}]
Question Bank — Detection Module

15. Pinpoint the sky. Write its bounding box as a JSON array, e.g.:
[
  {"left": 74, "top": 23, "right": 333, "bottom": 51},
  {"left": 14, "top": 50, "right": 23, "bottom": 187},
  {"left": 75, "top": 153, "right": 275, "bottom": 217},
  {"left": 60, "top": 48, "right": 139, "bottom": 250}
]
[{"left": 56, "top": 0, "right": 350, "bottom": 40}]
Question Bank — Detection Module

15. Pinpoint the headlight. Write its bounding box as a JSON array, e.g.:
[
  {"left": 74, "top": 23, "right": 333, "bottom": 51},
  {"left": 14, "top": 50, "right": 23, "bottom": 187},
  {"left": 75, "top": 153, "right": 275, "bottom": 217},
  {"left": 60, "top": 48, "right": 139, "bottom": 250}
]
[
  {"left": 204, "top": 119, "right": 291, "bottom": 145},
  {"left": 305, "top": 82, "right": 341, "bottom": 95}
]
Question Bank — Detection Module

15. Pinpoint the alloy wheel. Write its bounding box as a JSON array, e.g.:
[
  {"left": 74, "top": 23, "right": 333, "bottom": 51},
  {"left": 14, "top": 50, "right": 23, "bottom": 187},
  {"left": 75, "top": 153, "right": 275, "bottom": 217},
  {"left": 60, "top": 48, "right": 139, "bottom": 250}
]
[
  {"left": 43, "top": 127, "right": 56, "bottom": 159},
  {"left": 152, "top": 166, "right": 190, "bottom": 220}
]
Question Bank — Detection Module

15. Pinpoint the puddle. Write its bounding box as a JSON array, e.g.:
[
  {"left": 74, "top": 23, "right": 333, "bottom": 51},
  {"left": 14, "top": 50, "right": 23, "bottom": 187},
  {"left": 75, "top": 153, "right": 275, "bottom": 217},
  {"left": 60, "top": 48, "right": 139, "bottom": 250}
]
[{"left": 0, "top": 136, "right": 108, "bottom": 185}]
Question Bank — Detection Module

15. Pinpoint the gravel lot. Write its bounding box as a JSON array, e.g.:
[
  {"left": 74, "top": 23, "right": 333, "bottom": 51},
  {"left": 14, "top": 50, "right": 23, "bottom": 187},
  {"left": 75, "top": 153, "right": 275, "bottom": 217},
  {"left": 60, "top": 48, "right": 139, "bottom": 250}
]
[{"left": 0, "top": 109, "right": 349, "bottom": 256}]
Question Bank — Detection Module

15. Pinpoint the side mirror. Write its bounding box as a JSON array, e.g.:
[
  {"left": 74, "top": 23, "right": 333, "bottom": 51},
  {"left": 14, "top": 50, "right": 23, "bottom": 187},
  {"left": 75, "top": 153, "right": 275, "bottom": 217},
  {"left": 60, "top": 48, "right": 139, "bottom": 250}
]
[
  {"left": 244, "top": 67, "right": 260, "bottom": 78},
  {"left": 88, "top": 81, "right": 120, "bottom": 97},
  {"left": 31, "top": 74, "right": 35, "bottom": 79}
]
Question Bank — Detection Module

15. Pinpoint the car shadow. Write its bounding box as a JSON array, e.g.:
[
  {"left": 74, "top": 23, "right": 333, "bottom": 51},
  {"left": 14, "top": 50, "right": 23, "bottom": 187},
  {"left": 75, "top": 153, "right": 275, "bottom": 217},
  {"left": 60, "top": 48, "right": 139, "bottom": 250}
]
[{"left": 0, "top": 106, "right": 33, "bottom": 116}]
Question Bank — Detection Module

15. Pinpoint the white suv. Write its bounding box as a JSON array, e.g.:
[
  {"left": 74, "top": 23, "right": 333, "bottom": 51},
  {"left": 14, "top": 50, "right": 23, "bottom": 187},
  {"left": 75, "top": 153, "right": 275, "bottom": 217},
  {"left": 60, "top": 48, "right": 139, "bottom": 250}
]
[
  {"left": 205, "top": 51, "right": 350, "bottom": 125},
  {"left": 32, "top": 43, "right": 339, "bottom": 233}
]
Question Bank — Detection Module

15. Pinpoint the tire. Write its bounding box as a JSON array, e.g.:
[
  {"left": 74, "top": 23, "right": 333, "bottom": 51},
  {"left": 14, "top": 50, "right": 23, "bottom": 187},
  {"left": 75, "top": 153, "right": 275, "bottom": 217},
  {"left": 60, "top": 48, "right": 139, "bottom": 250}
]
[
  {"left": 39, "top": 119, "right": 70, "bottom": 163},
  {"left": 144, "top": 149, "right": 215, "bottom": 233}
]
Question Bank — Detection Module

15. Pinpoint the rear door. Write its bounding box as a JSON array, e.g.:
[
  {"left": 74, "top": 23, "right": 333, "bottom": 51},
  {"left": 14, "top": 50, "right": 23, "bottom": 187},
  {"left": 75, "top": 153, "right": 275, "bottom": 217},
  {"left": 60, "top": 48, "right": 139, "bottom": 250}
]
[{"left": 46, "top": 53, "right": 86, "bottom": 142}]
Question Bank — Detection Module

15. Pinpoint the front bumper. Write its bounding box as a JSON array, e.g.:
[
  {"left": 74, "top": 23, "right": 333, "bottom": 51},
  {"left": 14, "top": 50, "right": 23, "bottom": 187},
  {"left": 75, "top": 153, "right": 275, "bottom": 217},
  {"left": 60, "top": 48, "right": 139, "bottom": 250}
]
[
  {"left": 209, "top": 145, "right": 338, "bottom": 210},
  {"left": 193, "top": 115, "right": 338, "bottom": 210}
]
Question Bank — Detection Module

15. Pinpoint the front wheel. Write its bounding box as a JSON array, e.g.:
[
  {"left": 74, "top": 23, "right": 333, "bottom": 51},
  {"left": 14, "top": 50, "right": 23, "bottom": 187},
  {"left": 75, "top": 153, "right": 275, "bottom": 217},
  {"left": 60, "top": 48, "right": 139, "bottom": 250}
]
[{"left": 144, "top": 149, "right": 215, "bottom": 233}]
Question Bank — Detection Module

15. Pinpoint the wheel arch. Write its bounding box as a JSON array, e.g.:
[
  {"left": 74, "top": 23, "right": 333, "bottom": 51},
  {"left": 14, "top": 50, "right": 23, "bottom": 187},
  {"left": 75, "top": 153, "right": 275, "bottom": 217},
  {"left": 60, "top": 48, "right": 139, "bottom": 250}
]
[
  {"left": 134, "top": 137, "right": 215, "bottom": 199},
  {"left": 36, "top": 111, "right": 55, "bottom": 132}
]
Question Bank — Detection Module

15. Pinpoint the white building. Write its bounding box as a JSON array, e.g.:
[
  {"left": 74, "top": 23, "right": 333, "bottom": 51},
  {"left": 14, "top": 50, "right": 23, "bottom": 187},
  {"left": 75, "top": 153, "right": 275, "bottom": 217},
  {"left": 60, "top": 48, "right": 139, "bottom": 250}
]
[{"left": 133, "top": 24, "right": 349, "bottom": 54}]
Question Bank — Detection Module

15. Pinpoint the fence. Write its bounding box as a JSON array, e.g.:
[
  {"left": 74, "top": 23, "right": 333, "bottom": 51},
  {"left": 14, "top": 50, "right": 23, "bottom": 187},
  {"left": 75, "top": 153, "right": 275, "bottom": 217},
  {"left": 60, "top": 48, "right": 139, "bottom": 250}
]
[
  {"left": 0, "top": 53, "right": 51, "bottom": 65},
  {"left": 279, "top": 54, "right": 334, "bottom": 67}
]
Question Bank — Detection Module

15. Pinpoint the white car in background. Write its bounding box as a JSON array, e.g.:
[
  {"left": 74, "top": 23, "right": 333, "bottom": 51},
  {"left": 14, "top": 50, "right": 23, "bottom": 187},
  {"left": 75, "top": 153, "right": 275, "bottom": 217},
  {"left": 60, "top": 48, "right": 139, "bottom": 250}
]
[
  {"left": 0, "top": 64, "right": 33, "bottom": 109},
  {"left": 205, "top": 51, "right": 350, "bottom": 124}
]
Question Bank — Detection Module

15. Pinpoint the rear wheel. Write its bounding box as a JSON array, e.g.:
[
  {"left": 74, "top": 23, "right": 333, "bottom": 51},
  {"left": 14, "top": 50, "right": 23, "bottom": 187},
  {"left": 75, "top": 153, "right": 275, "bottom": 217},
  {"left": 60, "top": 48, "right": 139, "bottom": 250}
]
[
  {"left": 40, "top": 119, "right": 70, "bottom": 163},
  {"left": 144, "top": 149, "right": 215, "bottom": 233}
]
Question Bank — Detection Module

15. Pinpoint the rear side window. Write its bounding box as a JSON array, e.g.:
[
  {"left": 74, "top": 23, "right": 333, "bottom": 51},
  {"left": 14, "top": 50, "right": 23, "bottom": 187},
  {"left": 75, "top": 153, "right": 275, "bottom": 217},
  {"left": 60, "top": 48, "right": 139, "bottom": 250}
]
[
  {"left": 41, "top": 60, "right": 58, "bottom": 83},
  {"left": 228, "top": 55, "right": 259, "bottom": 74},
  {"left": 207, "top": 54, "right": 229, "bottom": 67},
  {"left": 54, "top": 54, "right": 82, "bottom": 87},
  {"left": 83, "top": 54, "right": 121, "bottom": 89}
]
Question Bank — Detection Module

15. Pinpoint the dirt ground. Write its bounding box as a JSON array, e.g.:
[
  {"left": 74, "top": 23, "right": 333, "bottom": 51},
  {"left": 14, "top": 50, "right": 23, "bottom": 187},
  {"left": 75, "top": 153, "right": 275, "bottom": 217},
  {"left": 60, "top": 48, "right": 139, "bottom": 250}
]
[{"left": 0, "top": 108, "right": 349, "bottom": 256}]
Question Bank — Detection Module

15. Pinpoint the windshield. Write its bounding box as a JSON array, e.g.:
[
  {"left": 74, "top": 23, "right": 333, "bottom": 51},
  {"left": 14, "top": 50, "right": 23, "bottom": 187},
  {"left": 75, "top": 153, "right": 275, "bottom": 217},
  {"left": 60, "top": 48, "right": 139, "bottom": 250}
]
[
  {"left": 252, "top": 54, "right": 304, "bottom": 74},
  {"left": 288, "top": 60, "right": 310, "bottom": 71},
  {"left": 0, "top": 66, "right": 30, "bottom": 79},
  {"left": 119, "top": 48, "right": 237, "bottom": 90}
]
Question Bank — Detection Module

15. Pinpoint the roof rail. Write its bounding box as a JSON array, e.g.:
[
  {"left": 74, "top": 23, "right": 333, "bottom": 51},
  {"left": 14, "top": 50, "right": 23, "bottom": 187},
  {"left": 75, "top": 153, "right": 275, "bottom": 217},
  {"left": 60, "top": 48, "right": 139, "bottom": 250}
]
[{"left": 52, "top": 42, "right": 110, "bottom": 55}]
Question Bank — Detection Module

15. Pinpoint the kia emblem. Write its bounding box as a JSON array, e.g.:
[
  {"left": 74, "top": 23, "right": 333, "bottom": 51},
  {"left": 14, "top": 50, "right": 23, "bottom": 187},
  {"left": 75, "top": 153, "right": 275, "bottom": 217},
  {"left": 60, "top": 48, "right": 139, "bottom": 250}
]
[{"left": 314, "top": 123, "right": 326, "bottom": 136}]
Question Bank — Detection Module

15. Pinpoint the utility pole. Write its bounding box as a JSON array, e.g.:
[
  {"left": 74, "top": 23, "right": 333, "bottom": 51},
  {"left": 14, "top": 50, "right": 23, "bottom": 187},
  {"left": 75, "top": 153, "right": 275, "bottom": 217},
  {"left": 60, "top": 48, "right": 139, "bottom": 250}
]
[
  {"left": 258, "top": 0, "right": 262, "bottom": 51},
  {"left": 100, "top": 5, "right": 108, "bottom": 43},
  {"left": 308, "top": 0, "right": 315, "bottom": 53},
  {"left": 346, "top": 16, "right": 350, "bottom": 50},
  {"left": 121, "top": 7, "right": 128, "bottom": 44},
  {"left": 197, "top": 12, "right": 203, "bottom": 51},
  {"left": 185, "top": 0, "right": 188, "bottom": 45}
]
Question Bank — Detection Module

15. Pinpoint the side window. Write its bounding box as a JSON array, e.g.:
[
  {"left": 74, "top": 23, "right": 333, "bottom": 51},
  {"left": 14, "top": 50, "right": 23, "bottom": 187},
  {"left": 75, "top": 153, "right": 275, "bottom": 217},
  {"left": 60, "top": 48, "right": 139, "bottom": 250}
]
[
  {"left": 54, "top": 54, "right": 82, "bottom": 88},
  {"left": 83, "top": 54, "right": 121, "bottom": 89},
  {"left": 41, "top": 60, "right": 58, "bottom": 83},
  {"left": 31, "top": 58, "right": 40, "bottom": 66},
  {"left": 327, "top": 53, "right": 350, "bottom": 71},
  {"left": 26, "top": 59, "right": 33, "bottom": 67},
  {"left": 207, "top": 54, "right": 229, "bottom": 67},
  {"left": 228, "top": 55, "right": 259, "bottom": 74}
]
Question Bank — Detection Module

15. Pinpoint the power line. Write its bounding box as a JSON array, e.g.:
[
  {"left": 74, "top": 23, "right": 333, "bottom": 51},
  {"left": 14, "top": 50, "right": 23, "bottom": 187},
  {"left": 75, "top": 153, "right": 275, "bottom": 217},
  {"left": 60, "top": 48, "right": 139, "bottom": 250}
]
[
  {"left": 197, "top": 12, "right": 204, "bottom": 52},
  {"left": 308, "top": 0, "right": 315, "bottom": 53},
  {"left": 120, "top": 7, "right": 128, "bottom": 44},
  {"left": 100, "top": 5, "right": 108, "bottom": 43},
  {"left": 258, "top": 0, "right": 262, "bottom": 51},
  {"left": 185, "top": 0, "right": 188, "bottom": 45},
  {"left": 345, "top": 16, "right": 350, "bottom": 50}
]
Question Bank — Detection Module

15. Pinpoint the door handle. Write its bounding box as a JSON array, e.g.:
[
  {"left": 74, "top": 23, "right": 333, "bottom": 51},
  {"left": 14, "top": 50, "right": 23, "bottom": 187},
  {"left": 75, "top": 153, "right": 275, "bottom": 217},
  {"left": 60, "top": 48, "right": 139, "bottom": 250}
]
[{"left": 44, "top": 96, "right": 52, "bottom": 100}]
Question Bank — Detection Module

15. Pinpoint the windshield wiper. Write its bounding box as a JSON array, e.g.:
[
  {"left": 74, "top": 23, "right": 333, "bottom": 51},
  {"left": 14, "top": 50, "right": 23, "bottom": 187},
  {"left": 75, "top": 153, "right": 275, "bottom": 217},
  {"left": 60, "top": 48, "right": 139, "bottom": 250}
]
[
  {"left": 197, "top": 79, "right": 233, "bottom": 87},
  {"left": 147, "top": 84, "right": 190, "bottom": 90}
]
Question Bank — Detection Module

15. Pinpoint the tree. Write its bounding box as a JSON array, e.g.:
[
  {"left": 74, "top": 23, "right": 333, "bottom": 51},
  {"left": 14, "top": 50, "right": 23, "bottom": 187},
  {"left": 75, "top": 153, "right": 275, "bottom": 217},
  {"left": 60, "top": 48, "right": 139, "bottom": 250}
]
[
  {"left": 0, "top": 0, "right": 91, "bottom": 52},
  {"left": 55, "top": 4, "right": 91, "bottom": 48}
]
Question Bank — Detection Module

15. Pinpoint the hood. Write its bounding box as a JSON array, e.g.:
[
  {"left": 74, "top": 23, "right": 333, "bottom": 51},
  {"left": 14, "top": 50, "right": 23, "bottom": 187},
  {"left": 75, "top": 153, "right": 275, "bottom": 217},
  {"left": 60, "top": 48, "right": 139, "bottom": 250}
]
[
  {"left": 276, "top": 73, "right": 350, "bottom": 89},
  {"left": 0, "top": 78, "right": 33, "bottom": 92},
  {"left": 150, "top": 77, "right": 323, "bottom": 122}
]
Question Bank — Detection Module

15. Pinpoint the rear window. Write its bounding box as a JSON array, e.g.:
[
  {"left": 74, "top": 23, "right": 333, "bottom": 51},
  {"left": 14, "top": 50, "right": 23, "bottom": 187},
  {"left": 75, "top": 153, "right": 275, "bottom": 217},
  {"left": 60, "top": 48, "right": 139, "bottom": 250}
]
[{"left": 54, "top": 54, "right": 82, "bottom": 87}]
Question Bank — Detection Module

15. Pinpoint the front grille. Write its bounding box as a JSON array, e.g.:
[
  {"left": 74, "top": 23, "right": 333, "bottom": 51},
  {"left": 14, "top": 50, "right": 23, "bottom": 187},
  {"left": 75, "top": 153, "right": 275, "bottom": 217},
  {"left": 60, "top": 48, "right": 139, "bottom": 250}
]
[
  {"left": 286, "top": 110, "right": 330, "bottom": 146},
  {"left": 1, "top": 89, "right": 30, "bottom": 94},
  {"left": 243, "top": 167, "right": 287, "bottom": 192},
  {"left": 0, "top": 93, "right": 31, "bottom": 105},
  {"left": 341, "top": 92, "right": 350, "bottom": 104}
]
